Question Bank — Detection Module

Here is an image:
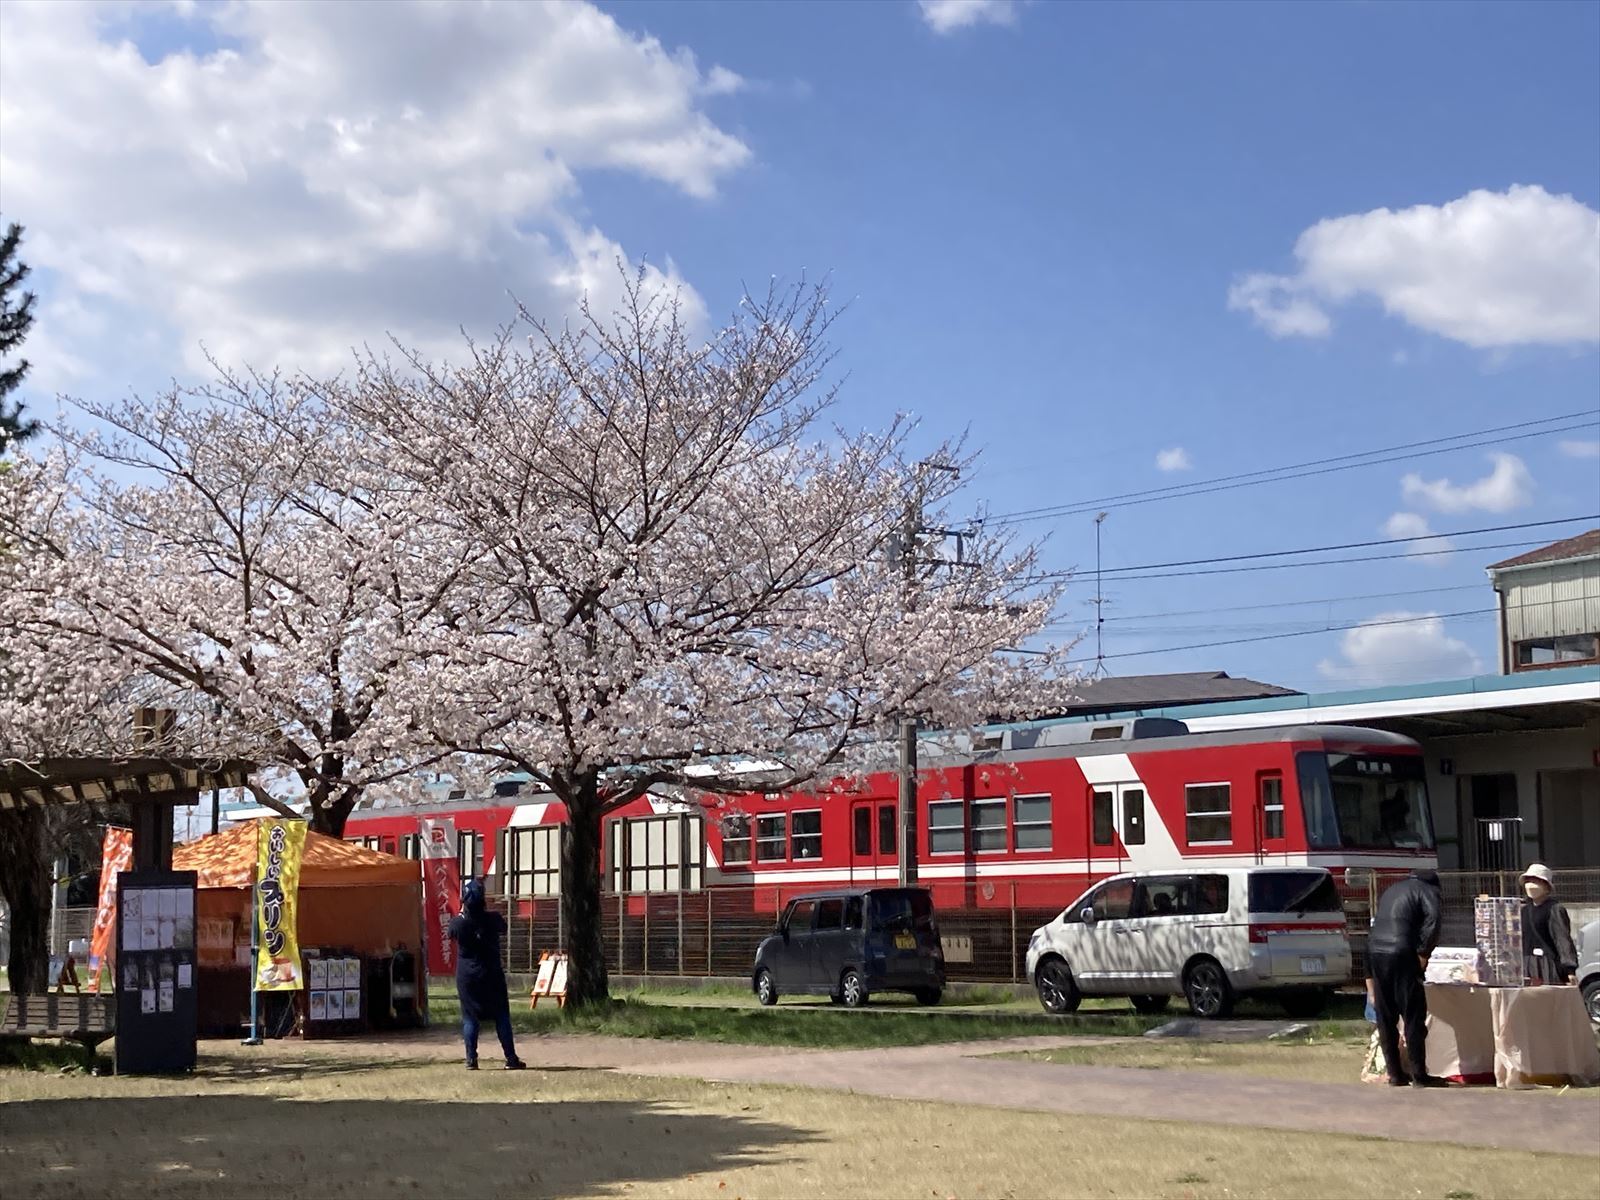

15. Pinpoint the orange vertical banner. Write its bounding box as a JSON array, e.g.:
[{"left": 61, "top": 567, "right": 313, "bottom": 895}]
[{"left": 85, "top": 826, "right": 134, "bottom": 992}]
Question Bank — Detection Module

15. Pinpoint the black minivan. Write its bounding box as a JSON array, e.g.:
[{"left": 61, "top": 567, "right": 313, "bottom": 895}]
[{"left": 752, "top": 887, "right": 946, "bottom": 1007}]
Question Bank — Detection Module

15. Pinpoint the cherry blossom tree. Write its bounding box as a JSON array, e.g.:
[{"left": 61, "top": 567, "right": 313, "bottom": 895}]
[
  {"left": 8, "top": 374, "right": 469, "bottom": 836},
  {"left": 333, "top": 275, "right": 1072, "bottom": 1007}
]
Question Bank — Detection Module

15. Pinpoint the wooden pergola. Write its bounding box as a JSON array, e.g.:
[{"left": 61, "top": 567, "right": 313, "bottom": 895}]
[{"left": 0, "top": 757, "right": 255, "bottom": 869}]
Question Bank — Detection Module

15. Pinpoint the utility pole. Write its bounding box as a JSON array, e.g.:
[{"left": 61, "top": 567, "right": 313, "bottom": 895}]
[
  {"left": 1092, "top": 512, "right": 1109, "bottom": 679},
  {"left": 896, "top": 461, "right": 961, "bottom": 888}
]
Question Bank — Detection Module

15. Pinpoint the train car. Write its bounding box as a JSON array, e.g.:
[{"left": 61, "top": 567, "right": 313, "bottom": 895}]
[{"left": 343, "top": 719, "right": 1437, "bottom": 919}]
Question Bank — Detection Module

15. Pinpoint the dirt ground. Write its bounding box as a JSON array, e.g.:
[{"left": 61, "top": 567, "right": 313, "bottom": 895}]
[{"left": 3, "top": 1037, "right": 1598, "bottom": 1200}]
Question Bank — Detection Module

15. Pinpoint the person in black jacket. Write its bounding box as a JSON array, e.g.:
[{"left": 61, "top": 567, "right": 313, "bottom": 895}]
[
  {"left": 448, "top": 879, "right": 526, "bottom": 1071},
  {"left": 1367, "top": 869, "right": 1445, "bottom": 1088},
  {"left": 1520, "top": 863, "right": 1579, "bottom": 983}
]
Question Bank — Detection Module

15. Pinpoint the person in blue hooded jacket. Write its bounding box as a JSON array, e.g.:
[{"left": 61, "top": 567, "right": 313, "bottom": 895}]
[{"left": 448, "top": 879, "right": 525, "bottom": 1071}]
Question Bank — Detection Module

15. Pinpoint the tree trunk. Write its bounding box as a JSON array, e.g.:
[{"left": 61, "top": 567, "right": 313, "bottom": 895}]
[
  {"left": 0, "top": 807, "right": 53, "bottom": 992},
  {"left": 558, "top": 769, "right": 609, "bottom": 1009}
]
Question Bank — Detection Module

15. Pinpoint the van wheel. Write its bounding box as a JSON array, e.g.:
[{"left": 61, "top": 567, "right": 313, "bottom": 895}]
[
  {"left": 914, "top": 987, "right": 942, "bottom": 1006},
  {"left": 1035, "top": 957, "right": 1081, "bottom": 1015},
  {"left": 1131, "top": 994, "right": 1170, "bottom": 1015},
  {"left": 841, "top": 969, "right": 868, "bottom": 1008},
  {"left": 755, "top": 969, "right": 778, "bottom": 1007},
  {"left": 1280, "top": 989, "right": 1331, "bottom": 1019},
  {"left": 1183, "top": 959, "right": 1235, "bottom": 1019}
]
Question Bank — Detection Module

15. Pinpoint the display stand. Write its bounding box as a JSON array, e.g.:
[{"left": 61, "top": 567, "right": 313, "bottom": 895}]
[{"left": 113, "top": 870, "right": 199, "bottom": 1075}]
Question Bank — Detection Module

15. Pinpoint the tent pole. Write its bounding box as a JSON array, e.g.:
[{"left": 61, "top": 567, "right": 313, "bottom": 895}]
[{"left": 243, "top": 836, "right": 262, "bottom": 1046}]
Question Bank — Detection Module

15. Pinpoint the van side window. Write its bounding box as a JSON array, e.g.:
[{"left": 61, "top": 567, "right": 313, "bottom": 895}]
[
  {"left": 1193, "top": 875, "right": 1229, "bottom": 915},
  {"left": 1076, "top": 878, "right": 1134, "bottom": 921},
  {"left": 1091, "top": 790, "right": 1114, "bottom": 846},
  {"left": 816, "top": 898, "right": 844, "bottom": 931},
  {"left": 786, "top": 899, "right": 817, "bottom": 934},
  {"left": 843, "top": 896, "right": 864, "bottom": 930},
  {"left": 1136, "top": 877, "right": 1183, "bottom": 918}
]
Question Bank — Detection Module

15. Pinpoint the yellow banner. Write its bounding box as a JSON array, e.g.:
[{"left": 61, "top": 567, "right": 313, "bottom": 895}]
[{"left": 254, "top": 819, "right": 308, "bottom": 991}]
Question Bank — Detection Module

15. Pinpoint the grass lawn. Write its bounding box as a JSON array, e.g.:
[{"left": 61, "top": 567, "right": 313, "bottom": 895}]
[
  {"left": 1006, "top": 1033, "right": 1383, "bottom": 1085},
  {"left": 3, "top": 1044, "right": 1594, "bottom": 1199},
  {"left": 428, "top": 992, "right": 1166, "bottom": 1047}
]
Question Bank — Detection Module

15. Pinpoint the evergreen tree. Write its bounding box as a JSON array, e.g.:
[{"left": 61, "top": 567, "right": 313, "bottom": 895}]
[{"left": 0, "top": 221, "right": 39, "bottom": 455}]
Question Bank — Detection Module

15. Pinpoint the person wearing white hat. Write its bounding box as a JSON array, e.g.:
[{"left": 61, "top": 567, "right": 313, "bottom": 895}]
[{"left": 1520, "top": 863, "right": 1577, "bottom": 984}]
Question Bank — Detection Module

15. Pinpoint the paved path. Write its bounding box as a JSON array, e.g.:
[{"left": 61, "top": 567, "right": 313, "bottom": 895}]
[
  {"left": 280, "top": 1028, "right": 1600, "bottom": 1156},
  {"left": 617, "top": 1036, "right": 1600, "bottom": 1157}
]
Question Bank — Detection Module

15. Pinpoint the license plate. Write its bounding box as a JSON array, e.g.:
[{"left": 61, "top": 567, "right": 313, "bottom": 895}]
[
  {"left": 894, "top": 934, "right": 915, "bottom": 950},
  {"left": 1300, "top": 956, "right": 1325, "bottom": 975}
]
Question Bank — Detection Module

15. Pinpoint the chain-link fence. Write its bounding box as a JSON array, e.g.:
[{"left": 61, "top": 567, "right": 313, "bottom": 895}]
[{"left": 490, "top": 869, "right": 1600, "bottom": 986}]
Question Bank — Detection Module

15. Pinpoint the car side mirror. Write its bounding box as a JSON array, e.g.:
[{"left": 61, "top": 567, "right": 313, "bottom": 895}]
[{"left": 1081, "top": 907, "right": 1097, "bottom": 927}]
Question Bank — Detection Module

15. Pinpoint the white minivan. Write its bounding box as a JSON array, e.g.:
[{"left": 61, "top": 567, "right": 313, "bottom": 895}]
[{"left": 1025, "top": 867, "right": 1352, "bottom": 1019}]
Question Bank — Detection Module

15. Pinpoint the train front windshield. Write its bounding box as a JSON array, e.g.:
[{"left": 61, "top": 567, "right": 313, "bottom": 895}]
[{"left": 1297, "top": 752, "right": 1434, "bottom": 852}]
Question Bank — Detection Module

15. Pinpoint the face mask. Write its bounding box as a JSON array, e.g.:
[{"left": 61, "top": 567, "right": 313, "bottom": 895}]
[{"left": 1524, "top": 882, "right": 1548, "bottom": 901}]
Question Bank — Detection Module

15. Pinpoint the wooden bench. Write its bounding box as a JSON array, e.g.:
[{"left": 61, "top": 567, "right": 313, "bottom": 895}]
[{"left": 0, "top": 992, "right": 117, "bottom": 1052}]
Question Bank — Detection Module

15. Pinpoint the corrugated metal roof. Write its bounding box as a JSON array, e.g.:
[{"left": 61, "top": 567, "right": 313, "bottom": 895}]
[
  {"left": 1488, "top": 529, "right": 1600, "bottom": 571},
  {"left": 1044, "top": 671, "right": 1298, "bottom": 715}
]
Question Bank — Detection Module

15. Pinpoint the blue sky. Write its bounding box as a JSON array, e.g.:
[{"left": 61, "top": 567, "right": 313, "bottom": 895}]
[{"left": 2, "top": 0, "right": 1596, "bottom": 692}]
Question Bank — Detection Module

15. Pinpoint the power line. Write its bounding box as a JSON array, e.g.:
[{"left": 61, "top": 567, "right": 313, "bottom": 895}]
[
  {"left": 1064, "top": 606, "right": 1498, "bottom": 665},
  {"left": 984, "top": 411, "right": 1599, "bottom": 527},
  {"left": 1025, "top": 515, "right": 1597, "bottom": 584},
  {"left": 1084, "top": 583, "right": 1482, "bottom": 624}
]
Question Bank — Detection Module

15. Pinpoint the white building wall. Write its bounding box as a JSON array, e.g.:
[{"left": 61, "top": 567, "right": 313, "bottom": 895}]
[{"left": 1418, "top": 717, "right": 1600, "bottom": 871}]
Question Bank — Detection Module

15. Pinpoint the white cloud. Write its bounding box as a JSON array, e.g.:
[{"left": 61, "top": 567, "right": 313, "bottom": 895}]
[
  {"left": 0, "top": 1, "right": 749, "bottom": 387},
  {"left": 918, "top": 0, "right": 1020, "bottom": 35},
  {"left": 1400, "top": 452, "right": 1533, "bottom": 514},
  {"left": 1318, "top": 612, "right": 1483, "bottom": 686},
  {"left": 1382, "top": 511, "right": 1454, "bottom": 566},
  {"left": 1155, "top": 447, "right": 1192, "bottom": 472},
  {"left": 1558, "top": 439, "right": 1600, "bottom": 460},
  {"left": 1226, "top": 274, "right": 1333, "bottom": 338},
  {"left": 1230, "top": 186, "right": 1600, "bottom": 348}
]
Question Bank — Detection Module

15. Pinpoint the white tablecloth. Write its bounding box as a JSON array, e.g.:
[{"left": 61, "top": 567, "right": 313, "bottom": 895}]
[
  {"left": 1423, "top": 984, "right": 1496, "bottom": 1084},
  {"left": 1489, "top": 986, "right": 1600, "bottom": 1089}
]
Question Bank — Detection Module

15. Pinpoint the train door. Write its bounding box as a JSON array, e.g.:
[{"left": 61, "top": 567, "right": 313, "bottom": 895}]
[
  {"left": 1255, "top": 771, "right": 1286, "bottom": 862},
  {"left": 1086, "top": 782, "right": 1147, "bottom": 875},
  {"left": 849, "top": 799, "right": 897, "bottom": 884}
]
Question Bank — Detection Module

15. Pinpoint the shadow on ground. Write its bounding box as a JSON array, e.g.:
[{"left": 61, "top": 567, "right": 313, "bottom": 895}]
[{"left": 3, "top": 1094, "right": 816, "bottom": 1199}]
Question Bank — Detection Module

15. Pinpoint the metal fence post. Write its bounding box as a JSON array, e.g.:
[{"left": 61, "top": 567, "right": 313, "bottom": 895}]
[
  {"left": 643, "top": 897, "right": 650, "bottom": 976},
  {"left": 617, "top": 892, "right": 624, "bottom": 974},
  {"left": 677, "top": 891, "right": 685, "bottom": 976},
  {"left": 1010, "top": 882, "right": 1018, "bottom": 983},
  {"left": 707, "top": 894, "right": 714, "bottom": 976},
  {"left": 557, "top": 894, "right": 564, "bottom": 952}
]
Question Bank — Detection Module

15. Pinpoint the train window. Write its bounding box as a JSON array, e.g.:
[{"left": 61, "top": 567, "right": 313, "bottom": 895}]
[
  {"left": 756, "top": 814, "right": 787, "bottom": 862},
  {"left": 381, "top": 836, "right": 396, "bottom": 856},
  {"left": 610, "top": 814, "right": 704, "bottom": 893},
  {"left": 1185, "top": 784, "right": 1232, "bottom": 845},
  {"left": 970, "top": 799, "right": 1006, "bottom": 853},
  {"left": 928, "top": 801, "right": 963, "bottom": 854},
  {"left": 1091, "top": 790, "right": 1114, "bottom": 846},
  {"left": 1014, "top": 794, "right": 1052, "bottom": 851},
  {"left": 722, "top": 813, "right": 752, "bottom": 865},
  {"left": 1261, "top": 777, "right": 1285, "bottom": 841},
  {"left": 791, "top": 811, "right": 823, "bottom": 860},
  {"left": 504, "top": 826, "right": 561, "bottom": 897},
  {"left": 854, "top": 807, "right": 872, "bottom": 857},
  {"left": 401, "top": 834, "right": 421, "bottom": 860},
  {"left": 878, "top": 803, "right": 897, "bottom": 855},
  {"left": 1122, "top": 789, "right": 1146, "bottom": 846},
  {"left": 457, "top": 829, "right": 484, "bottom": 881}
]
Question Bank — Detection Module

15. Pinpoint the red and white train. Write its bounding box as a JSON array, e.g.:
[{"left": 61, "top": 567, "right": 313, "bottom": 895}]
[{"left": 344, "top": 718, "right": 1438, "bottom": 914}]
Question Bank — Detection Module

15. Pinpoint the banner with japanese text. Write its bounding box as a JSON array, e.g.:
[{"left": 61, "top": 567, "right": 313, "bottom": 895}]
[
  {"left": 420, "top": 818, "right": 460, "bottom": 976},
  {"left": 253, "top": 819, "right": 308, "bottom": 991},
  {"left": 85, "top": 826, "right": 134, "bottom": 992}
]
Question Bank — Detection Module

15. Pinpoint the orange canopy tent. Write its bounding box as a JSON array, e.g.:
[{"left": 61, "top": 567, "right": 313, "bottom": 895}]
[{"left": 173, "top": 822, "right": 425, "bottom": 1032}]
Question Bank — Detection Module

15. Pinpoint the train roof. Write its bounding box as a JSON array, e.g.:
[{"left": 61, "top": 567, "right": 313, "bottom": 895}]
[{"left": 928, "top": 721, "right": 1419, "bottom": 769}]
